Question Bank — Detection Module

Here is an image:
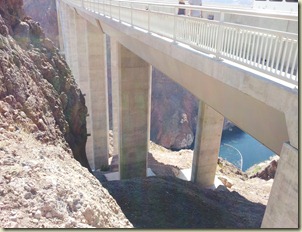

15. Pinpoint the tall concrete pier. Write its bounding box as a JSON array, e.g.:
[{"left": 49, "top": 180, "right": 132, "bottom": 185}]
[
  {"left": 191, "top": 102, "right": 224, "bottom": 186},
  {"left": 111, "top": 41, "right": 152, "bottom": 179}
]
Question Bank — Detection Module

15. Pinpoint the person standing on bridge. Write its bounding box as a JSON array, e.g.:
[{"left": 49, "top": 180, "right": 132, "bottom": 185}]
[
  {"left": 188, "top": 0, "right": 202, "bottom": 17},
  {"left": 178, "top": 0, "right": 186, "bottom": 15}
]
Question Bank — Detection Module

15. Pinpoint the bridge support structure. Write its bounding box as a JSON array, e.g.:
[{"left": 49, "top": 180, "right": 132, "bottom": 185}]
[
  {"left": 261, "top": 143, "right": 298, "bottom": 228},
  {"left": 191, "top": 101, "right": 224, "bottom": 187},
  {"left": 111, "top": 40, "right": 152, "bottom": 179},
  {"left": 60, "top": 3, "right": 109, "bottom": 170},
  {"left": 57, "top": 0, "right": 298, "bottom": 227}
]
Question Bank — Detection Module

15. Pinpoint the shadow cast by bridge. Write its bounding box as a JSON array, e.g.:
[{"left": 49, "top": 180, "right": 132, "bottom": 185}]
[
  {"left": 101, "top": 175, "right": 266, "bottom": 228},
  {"left": 92, "top": 148, "right": 266, "bottom": 228},
  {"left": 147, "top": 152, "right": 181, "bottom": 177}
]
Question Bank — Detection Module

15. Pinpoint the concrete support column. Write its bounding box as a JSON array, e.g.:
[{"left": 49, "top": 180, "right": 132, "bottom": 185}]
[
  {"left": 74, "top": 10, "right": 93, "bottom": 169},
  {"left": 59, "top": 2, "right": 72, "bottom": 65},
  {"left": 111, "top": 41, "right": 152, "bottom": 179},
  {"left": 110, "top": 38, "right": 120, "bottom": 157},
  {"left": 191, "top": 101, "right": 224, "bottom": 187},
  {"left": 55, "top": 0, "right": 64, "bottom": 52},
  {"left": 261, "top": 143, "right": 298, "bottom": 228},
  {"left": 65, "top": 6, "right": 79, "bottom": 81},
  {"left": 86, "top": 22, "right": 109, "bottom": 169},
  {"left": 74, "top": 11, "right": 109, "bottom": 170}
]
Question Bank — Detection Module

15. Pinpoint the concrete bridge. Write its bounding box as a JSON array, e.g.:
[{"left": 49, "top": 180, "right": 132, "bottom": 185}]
[{"left": 56, "top": 0, "right": 298, "bottom": 228}]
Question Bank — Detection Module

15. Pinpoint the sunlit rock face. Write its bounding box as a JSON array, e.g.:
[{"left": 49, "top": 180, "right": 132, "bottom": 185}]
[
  {"left": 0, "top": 0, "right": 91, "bottom": 172},
  {"left": 150, "top": 69, "right": 234, "bottom": 150},
  {"left": 150, "top": 68, "right": 198, "bottom": 150}
]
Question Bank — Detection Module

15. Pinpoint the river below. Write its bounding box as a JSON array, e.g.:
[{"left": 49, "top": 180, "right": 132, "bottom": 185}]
[{"left": 219, "top": 126, "right": 275, "bottom": 171}]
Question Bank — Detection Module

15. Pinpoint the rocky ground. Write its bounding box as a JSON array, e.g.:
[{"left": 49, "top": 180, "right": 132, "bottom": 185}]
[
  {"left": 0, "top": 129, "right": 132, "bottom": 228},
  {"left": 94, "top": 136, "right": 278, "bottom": 228},
  {"left": 108, "top": 139, "right": 277, "bottom": 206},
  {"left": 102, "top": 176, "right": 266, "bottom": 228}
]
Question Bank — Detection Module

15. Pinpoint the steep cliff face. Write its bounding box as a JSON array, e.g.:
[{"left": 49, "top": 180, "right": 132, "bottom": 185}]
[
  {"left": 151, "top": 69, "right": 198, "bottom": 150},
  {"left": 0, "top": 0, "right": 91, "bottom": 171}
]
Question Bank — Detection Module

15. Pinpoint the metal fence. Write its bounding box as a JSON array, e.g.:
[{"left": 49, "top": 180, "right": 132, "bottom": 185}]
[{"left": 61, "top": 0, "right": 298, "bottom": 86}]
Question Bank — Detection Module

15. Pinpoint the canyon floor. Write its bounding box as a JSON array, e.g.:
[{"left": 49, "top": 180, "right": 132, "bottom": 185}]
[
  {"left": 94, "top": 140, "right": 276, "bottom": 228},
  {"left": 0, "top": 128, "right": 275, "bottom": 228}
]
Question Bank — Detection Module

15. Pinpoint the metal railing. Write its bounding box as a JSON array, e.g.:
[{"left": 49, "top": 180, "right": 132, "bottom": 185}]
[{"left": 61, "top": 0, "right": 298, "bottom": 86}]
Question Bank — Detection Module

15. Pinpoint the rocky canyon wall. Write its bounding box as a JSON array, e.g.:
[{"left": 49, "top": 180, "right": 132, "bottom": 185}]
[
  {"left": 151, "top": 69, "right": 198, "bottom": 150},
  {"left": 0, "top": 0, "right": 91, "bottom": 171},
  {"left": 23, "top": 0, "right": 59, "bottom": 47}
]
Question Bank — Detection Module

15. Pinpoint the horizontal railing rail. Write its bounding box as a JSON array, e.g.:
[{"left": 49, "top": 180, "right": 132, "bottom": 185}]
[{"left": 61, "top": 0, "right": 298, "bottom": 86}]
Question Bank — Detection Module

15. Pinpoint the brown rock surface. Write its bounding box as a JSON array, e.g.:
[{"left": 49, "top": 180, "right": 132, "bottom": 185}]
[
  {"left": 102, "top": 176, "right": 266, "bottom": 228},
  {"left": 23, "top": 0, "right": 59, "bottom": 47},
  {"left": 0, "top": 0, "right": 91, "bottom": 171},
  {"left": 246, "top": 155, "right": 279, "bottom": 180},
  {"left": 151, "top": 68, "right": 198, "bottom": 150},
  {"left": 0, "top": 130, "right": 132, "bottom": 228}
]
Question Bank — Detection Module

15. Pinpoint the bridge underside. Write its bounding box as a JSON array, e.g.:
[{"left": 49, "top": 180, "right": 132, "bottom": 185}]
[{"left": 57, "top": 2, "right": 298, "bottom": 228}]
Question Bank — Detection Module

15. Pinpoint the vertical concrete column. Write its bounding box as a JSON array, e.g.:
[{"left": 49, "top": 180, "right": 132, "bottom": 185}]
[
  {"left": 191, "top": 101, "right": 224, "bottom": 187},
  {"left": 86, "top": 22, "right": 109, "bottom": 169},
  {"left": 110, "top": 38, "right": 120, "bottom": 157},
  {"left": 74, "top": 12, "right": 109, "bottom": 170},
  {"left": 55, "top": 0, "right": 64, "bottom": 52},
  {"left": 65, "top": 6, "right": 79, "bottom": 81},
  {"left": 59, "top": 2, "right": 72, "bottom": 65},
  {"left": 74, "top": 11, "right": 94, "bottom": 169},
  {"left": 261, "top": 143, "right": 298, "bottom": 228},
  {"left": 111, "top": 41, "right": 152, "bottom": 179}
]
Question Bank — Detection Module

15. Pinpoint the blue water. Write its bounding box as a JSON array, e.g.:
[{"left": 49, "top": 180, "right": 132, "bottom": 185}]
[{"left": 219, "top": 126, "right": 275, "bottom": 171}]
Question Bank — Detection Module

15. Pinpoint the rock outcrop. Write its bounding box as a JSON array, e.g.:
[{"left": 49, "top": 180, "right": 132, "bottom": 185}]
[
  {"left": 247, "top": 156, "right": 279, "bottom": 180},
  {"left": 23, "top": 0, "right": 59, "bottom": 47},
  {"left": 151, "top": 69, "right": 198, "bottom": 150},
  {"left": 0, "top": 0, "right": 91, "bottom": 172}
]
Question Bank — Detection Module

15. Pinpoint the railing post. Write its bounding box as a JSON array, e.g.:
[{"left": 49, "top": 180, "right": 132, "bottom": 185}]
[
  {"left": 110, "top": 0, "right": 112, "bottom": 18},
  {"left": 147, "top": 4, "right": 150, "bottom": 32},
  {"left": 215, "top": 11, "right": 224, "bottom": 60},
  {"left": 173, "top": 13, "right": 176, "bottom": 42},
  {"left": 103, "top": 0, "right": 105, "bottom": 15},
  {"left": 119, "top": 0, "right": 121, "bottom": 21},
  {"left": 131, "top": 2, "right": 133, "bottom": 26}
]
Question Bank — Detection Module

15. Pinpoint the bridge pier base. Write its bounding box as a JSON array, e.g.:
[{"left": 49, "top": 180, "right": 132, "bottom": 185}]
[
  {"left": 191, "top": 102, "right": 224, "bottom": 187},
  {"left": 261, "top": 143, "right": 298, "bottom": 228},
  {"left": 111, "top": 41, "right": 151, "bottom": 179}
]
